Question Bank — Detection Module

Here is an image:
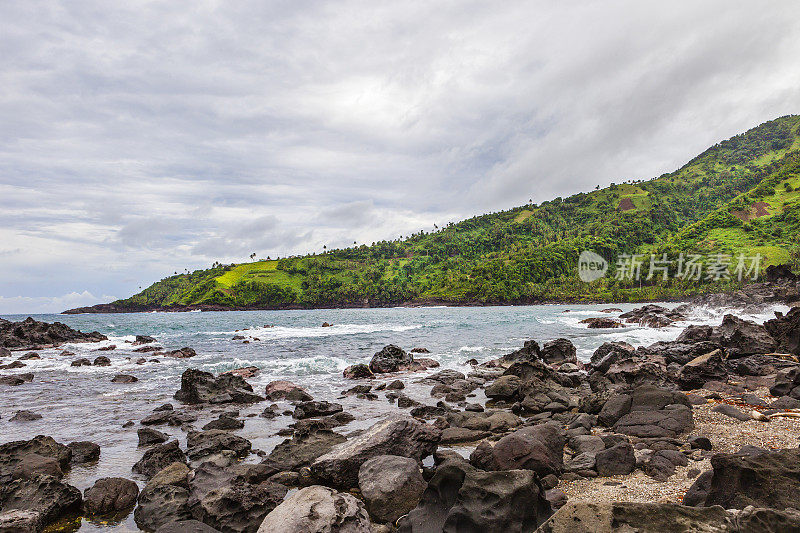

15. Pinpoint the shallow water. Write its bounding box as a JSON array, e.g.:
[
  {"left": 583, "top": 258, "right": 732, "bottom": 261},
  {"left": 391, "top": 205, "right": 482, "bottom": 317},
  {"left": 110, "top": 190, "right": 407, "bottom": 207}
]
[{"left": 0, "top": 303, "right": 787, "bottom": 531}]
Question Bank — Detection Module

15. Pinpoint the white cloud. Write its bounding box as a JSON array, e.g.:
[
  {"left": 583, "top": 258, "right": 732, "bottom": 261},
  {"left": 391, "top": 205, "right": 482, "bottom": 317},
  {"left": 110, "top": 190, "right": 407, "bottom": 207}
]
[
  {"left": 0, "top": 291, "right": 116, "bottom": 315},
  {"left": 0, "top": 0, "right": 799, "bottom": 312}
]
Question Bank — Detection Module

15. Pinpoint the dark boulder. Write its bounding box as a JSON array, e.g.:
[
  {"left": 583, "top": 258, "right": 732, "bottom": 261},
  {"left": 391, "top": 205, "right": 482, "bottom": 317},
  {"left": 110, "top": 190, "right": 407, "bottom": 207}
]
[
  {"left": 590, "top": 342, "right": 636, "bottom": 373},
  {"left": 174, "top": 368, "right": 264, "bottom": 404},
  {"left": 682, "top": 470, "right": 713, "bottom": 506},
  {"left": 469, "top": 422, "right": 564, "bottom": 478},
  {"left": 369, "top": 345, "right": 413, "bottom": 373},
  {"left": 712, "top": 314, "right": 777, "bottom": 357},
  {"left": 581, "top": 317, "right": 624, "bottom": 329},
  {"left": 541, "top": 338, "right": 577, "bottom": 365},
  {"left": 186, "top": 430, "right": 251, "bottom": 461},
  {"left": 620, "top": 304, "right": 685, "bottom": 328},
  {"left": 262, "top": 430, "right": 346, "bottom": 472},
  {"left": 10, "top": 410, "right": 42, "bottom": 422},
  {"left": 311, "top": 416, "right": 441, "bottom": 489},
  {"left": 765, "top": 307, "right": 800, "bottom": 355},
  {"left": 0, "top": 474, "right": 82, "bottom": 530},
  {"left": 264, "top": 380, "right": 313, "bottom": 401},
  {"left": 132, "top": 441, "right": 187, "bottom": 478},
  {"left": 0, "top": 316, "right": 106, "bottom": 350},
  {"left": 676, "top": 349, "right": 728, "bottom": 390},
  {"left": 139, "top": 428, "right": 169, "bottom": 447},
  {"left": 343, "top": 363, "right": 374, "bottom": 379},
  {"left": 770, "top": 367, "right": 800, "bottom": 399},
  {"left": 704, "top": 447, "right": 800, "bottom": 510},
  {"left": 397, "top": 459, "right": 552, "bottom": 533},
  {"left": 93, "top": 356, "right": 111, "bottom": 366},
  {"left": 358, "top": 455, "right": 426, "bottom": 523},
  {"left": 83, "top": 477, "right": 139, "bottom": 517},
  {"left": 499, "top": 340, "right": 541, "bottom": 364},
  {"left": 11, "top": 454, "right": 63, "bottom": 480},
  {"left": 202, "top": 416, "right": 244, "bottom": 431},
  {"left": 134, "top": 463, "right": 192, "bottom": 531},
  {"left": 291, "top": 401, "right": 343, "bottom": 419},
  {"left": 0, "top": 436, "right": 72, "bottom": 483},
  {"left": 67, "top": 441, "right": 100, "bottom": 464},
  {"left": 112, "top": 374, "right": 138, "bottom": 383},
  {"left": 595, "top": 443, "right": 635, "bottom": 476}
]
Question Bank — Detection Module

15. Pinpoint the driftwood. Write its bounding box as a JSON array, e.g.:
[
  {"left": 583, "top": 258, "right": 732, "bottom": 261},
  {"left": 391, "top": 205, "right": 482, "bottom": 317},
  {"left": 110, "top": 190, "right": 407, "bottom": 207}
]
[{"left": 750, "top": 409, "right": 800, "bottom": 422}]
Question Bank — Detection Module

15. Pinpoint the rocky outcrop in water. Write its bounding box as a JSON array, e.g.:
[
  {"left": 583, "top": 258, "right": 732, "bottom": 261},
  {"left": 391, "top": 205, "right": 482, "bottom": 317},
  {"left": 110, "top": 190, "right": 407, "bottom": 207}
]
[
  {"left": 0, "top": 317, "right": 106, "bottom": 349},
  {"left": 174, "top": 368, "right": 264, "bottom": 404}
]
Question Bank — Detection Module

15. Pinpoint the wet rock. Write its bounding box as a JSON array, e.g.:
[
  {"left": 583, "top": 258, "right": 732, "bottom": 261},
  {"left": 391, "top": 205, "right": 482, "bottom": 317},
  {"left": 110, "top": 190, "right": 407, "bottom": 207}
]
[
  {"left": 70, "top": 358, "right": 91, "bottom": 367},
  {"left": 11, "top": 454, "right": 63, "bottom": 480},
  {"left": 704, "top": 447, "right": 800, "bottom": 510},
  {"left": 498, "top": 340, "right": 542, "bottom": 364},
  {"left": 440, "top": 427, "right": 491, "bottom": 444},
  {"left": 174, "top": 368, "right": 264, "bottom": 404},
  {"left": 764, "top": 306, "right": 800, "bottom": 355},
  {"left": 186, "top": 430, "right": 251, "bottom": 461},
  {"left": 164, "top": 347, "right": 197, "bottom": 358},
  {"left": 358, "top": 455, "right": 426, "bottom": 523},
  {"left": 0, "top": 509, "right": 41, "bottom": 532},
  {"left": 0, "top": 376, "right": 25, "bottom": 386},
  {"left": 540, "top": 338, "right": 578, "bottom": 365},
  {"left": 569, "top": 435, "right": 605, "bottom": 455},
  {"left": 10, "top": 410, "right": 42, "bottom": 422},
  {"left": 484, "top": 375, "right": 522, "bottom": 400},
  {"left": 0, "top": 474, "right": 82, "bottom": 530},
  {"left": 291, "top": 412, "right": 355, "bottom": 435},
  {"left": 139, "top": 428, "right": 169, "bottom": 447},
  {"left": 133, "top": 335, "right": 157, "bottom": 345},
  {"left": 264, "top": 380, "right": 313, "bottom": 401},
  {"left": 67, "top": 441, "right": 100, "bottom": 464},
  {"left": 262, "top": 430, "right": 347, "bottom": 472},
  {"left": 598, "top": 393, "right": 632, "bottom": 427},
  {"left": 712, "top": 315, "right": 778, "bottom": 357},
  {"left": 398, "top": 459, "right": 552, "bottom": 533},
  {"left": 93, "top": 356, "right": 111, "bottom": 366},
  {"left": 112, "top": 374, "right": 138, "bottom": 383},
  {"left": 134, "top": 463, "right": 192, "bottom": 531},
  {"left": 620, "top": 304, "right": 685, "bottom": 328},
  {"left": 535, "top": 501, "right": 729, "bottom": 532},
  {"left": 187, "top": 462, "right": 287, "bottom": 533},
  {"left": 291, "top": 400, "right": 343, "bottom": 419},
  {"left": 155, "top": 520, "right": 222, "bottom": 533},
  {"left": 132, "top": 441, "right": 188, "bottom": 478},
  {"left": 18, "top": 352, "right": 40, "bottom": 360},
  {"left": 0, "top": 436, "right": 72, "bottom": 482},
  {"left": 0, "top": 360, "right": 26, "bottom": 370},
  {"left": 256, "top": 485, "right": 371, "bottom": 533},
  {"left": 470, "top": 422, "right": 564, "bottom": 477},
  {"left": 343, "top": 363, "right": 374, "bottom": 379},
  {"left": 202, "top": 416, "right": 244, "bottom": 431},
  {"left": 581, "top": 317, "right": 624, "bottom": 329},
  {"left": 590, "top": 342, "right": 636, "bottom": 373},
  {"left": 0, "top": 316, "right": 106, "bottom": 350},
  {"left": 311, "top": 416, "right": 441, "bottom": 489},
  {"left": 221, "top": 366, "right": 259, "bottom": 379},
  {"left": 83, "top": 477, "right": 139, "bottom": 517},
  {"left": 370, "top": 345, "right": 413, "bottom": 373}
]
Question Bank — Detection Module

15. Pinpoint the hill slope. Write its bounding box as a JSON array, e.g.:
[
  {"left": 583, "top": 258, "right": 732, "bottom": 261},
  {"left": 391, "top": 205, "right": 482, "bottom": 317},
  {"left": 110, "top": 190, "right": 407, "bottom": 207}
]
[{"left": 66, "top": 116, "right": 800, "bottom": 313}]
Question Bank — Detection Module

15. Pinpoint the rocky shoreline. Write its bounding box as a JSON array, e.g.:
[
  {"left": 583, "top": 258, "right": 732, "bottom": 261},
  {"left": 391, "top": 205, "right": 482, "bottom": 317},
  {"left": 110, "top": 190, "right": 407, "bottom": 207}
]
[{"left": 2, "top": 280, "right": 800, "bottom": 532}]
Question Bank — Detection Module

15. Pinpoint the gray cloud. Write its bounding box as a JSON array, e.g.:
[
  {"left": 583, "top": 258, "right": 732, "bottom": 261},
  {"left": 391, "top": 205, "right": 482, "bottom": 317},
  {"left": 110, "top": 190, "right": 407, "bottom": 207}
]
[{"left": 1, "top": 0, "right": 799, "bottom": 312}]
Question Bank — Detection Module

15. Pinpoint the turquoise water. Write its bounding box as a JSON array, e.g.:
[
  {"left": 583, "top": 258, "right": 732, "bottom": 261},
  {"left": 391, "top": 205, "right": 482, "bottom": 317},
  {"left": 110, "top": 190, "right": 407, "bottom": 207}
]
[{"left": 0, "top": 303, "right": 785, "bottom": 531}]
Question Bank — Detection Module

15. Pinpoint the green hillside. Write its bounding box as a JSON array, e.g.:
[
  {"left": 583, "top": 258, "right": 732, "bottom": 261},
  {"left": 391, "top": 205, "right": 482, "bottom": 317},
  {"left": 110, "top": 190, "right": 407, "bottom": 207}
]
[{"left": 78, "top": 116, "right": 800, "bottom": 311}]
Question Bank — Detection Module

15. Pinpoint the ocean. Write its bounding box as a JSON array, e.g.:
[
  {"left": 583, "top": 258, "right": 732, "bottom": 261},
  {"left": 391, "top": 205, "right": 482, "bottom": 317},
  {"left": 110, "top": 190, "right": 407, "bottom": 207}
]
[{"left": 0, "top": 302, "right": 787, "bottom": 531}]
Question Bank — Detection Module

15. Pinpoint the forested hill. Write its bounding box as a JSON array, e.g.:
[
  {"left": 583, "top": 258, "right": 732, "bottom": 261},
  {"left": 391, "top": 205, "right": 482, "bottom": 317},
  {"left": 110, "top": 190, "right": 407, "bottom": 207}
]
[{"left": 65, "top": 116, "right": 800, "bottom": 313}]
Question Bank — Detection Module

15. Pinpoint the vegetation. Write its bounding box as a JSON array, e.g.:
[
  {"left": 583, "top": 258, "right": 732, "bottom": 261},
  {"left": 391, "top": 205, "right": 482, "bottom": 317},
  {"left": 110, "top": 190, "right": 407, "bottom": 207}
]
[{"left": 107, "top": 115, "right": 800, "bottom": 310}]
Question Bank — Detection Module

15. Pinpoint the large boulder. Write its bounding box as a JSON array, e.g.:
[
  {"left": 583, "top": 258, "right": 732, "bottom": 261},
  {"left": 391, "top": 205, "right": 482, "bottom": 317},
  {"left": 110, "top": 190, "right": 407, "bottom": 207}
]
[
  {"left": 676, "top": 349, "right": 728, "bottom": 390},
  {"left": 83, "top": 477, "right": 139, "bottom": 518},
  {"left": 619, "top": 304, "right": 685, "bottom": 328},
  {"left": 187, "top": 462, "right": 287, "bottom": 533},
  {"left": 469, "top": 422, "right": 564, "bottom": 478},
  {"left": 770, "top": 367, "right": 800, "bottom": 399},
  {"left": 369, "top": 345, "right": 413, "bottom": 373},
  {"left": 310, "top": 416, "right": 441, "bottom": 489},
  {"left": 262, "top": 430, "right": 346, "bottom": 472},
  {"left": 0, "top": 475, "right": 82, "bottom": 530},
  {"left": 256, "top": 485, "right": 372, "bottom": 533},
  {"left": 499, "top": 340, "right": 542, "bottom": 364},
  {"left": 134, "top": 463, "right": 192, "bottom": 531},
  {"left": 540, "top": 339, "right": 577, "bottom": 365},
  {"left": 595, "top": 443, "right": 635, "bottom": 476},
  {"left": 589, "top": 342, "right": 636, "bottom": 373},
  {"left": 174, "top": 368, "right": 264, "bottom": 404},
  {"left": 186, "top": 430, "right": 251, "bottom": 461},
  {"left": 264, "top": 380, "right": 313, "bottom": 401},
  {"left": 398, "top": 459, "right": 551, "bottom": 533},
  {"left": 711, "top": 314, "right": 777, "bottom": 357},
  {"left": 67, "top": 441, "right": 100, "bottom": 464},
  {"left": 484, "top": 375, "right": 522, "bottom": 401},
  {"left": 358, "top": 455, "right": 426, "bottom": 523},
  {"left": 765, "top": 307, "right": 800, "bottom": 355},
  {"left": 292, "top": 401, "right": 343, "bottom": 419},
  {"left": 704, "top": 447, "right": 800, "bottom": 510},
  {"left": 132, "top": 441, "right": 187, "bottom": 478},
  {"left": 0, "top": 436, "right": 72, "bottom": 483},
  {"left": 610, "top": 385, "right": 694, "bottom": 438}
]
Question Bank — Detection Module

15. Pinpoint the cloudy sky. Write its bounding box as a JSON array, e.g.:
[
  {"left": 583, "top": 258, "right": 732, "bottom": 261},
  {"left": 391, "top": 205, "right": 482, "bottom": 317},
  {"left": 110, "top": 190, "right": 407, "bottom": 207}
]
[{"left": 2, "top": 1, "right": 800, "bottom": 313}]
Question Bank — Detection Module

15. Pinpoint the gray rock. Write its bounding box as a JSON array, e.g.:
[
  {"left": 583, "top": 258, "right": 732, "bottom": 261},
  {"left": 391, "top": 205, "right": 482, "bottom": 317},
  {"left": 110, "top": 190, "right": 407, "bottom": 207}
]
[
  {"left": 67, "top": 441, "right": 100, "bottom": 464},
  {"left": 711, "top": 404, "right": 751, "bottom": 422},
  {"left": 0, "top": 474, "right": 82, "bottom": 529},
  {"left": 358, "top": 455, "right": 426, "bottom": 523},
  {"left": 84, "top": 477, "right": 139, "bottom": 517},
  {"left": 256, "top": 485, "right": 371, "bottom": 533},
  {"left": 155, "top": 520, "right": 222, "bottom": 533},
  {"left": 132, "top": 441, "right": 187, "bottom": 478},
  {"left": 139, "top": 428, "right": 169, "bottom": 447},
  {"left": 311, "top": 416, "right": 441, "bottom": 489},
  {"left": 595, "top": 443, "right": 635, "bottom": 476},
  {"left": 174, "top": 368, "right": 263, "bottom": 404},
  {"left": 186, "top": 430, "right": 251, "bottom": 461}
]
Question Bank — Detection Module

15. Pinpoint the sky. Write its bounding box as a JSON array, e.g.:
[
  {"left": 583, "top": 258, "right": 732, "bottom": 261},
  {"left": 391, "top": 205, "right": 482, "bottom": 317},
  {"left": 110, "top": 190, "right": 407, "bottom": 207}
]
[{"left": 2, "top": 1, "right": 800, "bottom": 314}]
